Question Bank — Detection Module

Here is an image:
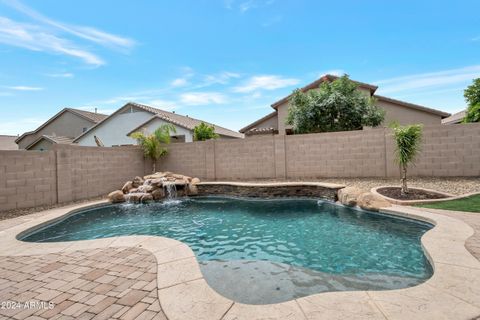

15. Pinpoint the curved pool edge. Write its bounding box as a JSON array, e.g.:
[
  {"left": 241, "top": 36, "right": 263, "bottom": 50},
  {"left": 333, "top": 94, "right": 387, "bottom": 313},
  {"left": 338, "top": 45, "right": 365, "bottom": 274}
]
[{"left": 1, "top": 200, "right": 480, "bottom": 319}]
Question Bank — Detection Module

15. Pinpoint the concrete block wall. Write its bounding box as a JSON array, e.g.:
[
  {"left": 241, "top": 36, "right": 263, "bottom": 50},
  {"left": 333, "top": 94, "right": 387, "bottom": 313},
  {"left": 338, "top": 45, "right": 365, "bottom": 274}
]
[
  {"left": 285, "top": 129, "right": 387, "bottom": 178},
  {"left": 157, "top": 123, "right": 480, "bottom": 180},
  {"left": 0, "top": 150, "right": 57, "bottom": 211},
  {"left": 0, "top": 145, "right": 145, "bottom": 212},
  {"left": 385, "top": 123, "right": 480, "bottom": 177},
  {"left": 64, "top": 145, "right": 146, "bottom": 201}
]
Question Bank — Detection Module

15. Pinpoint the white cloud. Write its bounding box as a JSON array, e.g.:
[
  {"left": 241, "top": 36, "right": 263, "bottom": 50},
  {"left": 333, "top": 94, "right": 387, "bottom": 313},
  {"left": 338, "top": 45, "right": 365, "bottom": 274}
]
[
  {"left": 375, "top": 65, "right": 480, "bottom": 94},
  {"left": 225, "top": 0, "right": 275, "bottom": 12},
  {"left": 3, "top": 0, "right": 135, "bottom": 50},
  {"left": 45, "top": 72, "right": 74, "bottom": 78},
  {"left": 200, "top": 71, "right": 240, "bottom": 87},
  {"left": 179, "top": 92, "right": 228, "bottom": 105},
  {"left": 471, "top": 36, "right": 480, "bottom": 42},
  {"left": 0, "top": 117, "right": 47, "bottom": 135},
  {"left": 5, "top": 85, "right": 43, "bottom": 91},
  {"left": 0, "top": 17, "right": 105, "bottom": 66},
  {"left": 171, "top": 78, "right": 188, "bottom": 87},
  {"left": 233, "top": 75, "right": 299, "bottom": 93}
]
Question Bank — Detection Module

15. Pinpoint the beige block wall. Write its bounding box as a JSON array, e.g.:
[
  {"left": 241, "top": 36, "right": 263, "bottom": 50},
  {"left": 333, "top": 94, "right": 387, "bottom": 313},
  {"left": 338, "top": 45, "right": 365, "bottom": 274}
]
[
  {"left": 157, "top": 124, "right": 480, "bottom": 180},
  {"left": 285, "top": 129, "right": 387, "bottom": 178},
  {"left": 0, "top": 150, "right": 57, "bottom": 211},
  {"left": 386, "top": 123, "right": 480, "bottom": 177},
  {"left": 58, "top": 145, "right": 146, "bottom": 202},
  {"left": 0, "top": 145, "right": 146, "bottom": 212}
]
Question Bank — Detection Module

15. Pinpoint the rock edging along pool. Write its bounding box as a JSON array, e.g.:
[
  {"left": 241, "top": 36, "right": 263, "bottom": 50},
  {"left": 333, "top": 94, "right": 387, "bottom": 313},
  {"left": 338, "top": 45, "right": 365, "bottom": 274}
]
[{"left": 19, "top": 196, "right": 433, "bottom": 304}]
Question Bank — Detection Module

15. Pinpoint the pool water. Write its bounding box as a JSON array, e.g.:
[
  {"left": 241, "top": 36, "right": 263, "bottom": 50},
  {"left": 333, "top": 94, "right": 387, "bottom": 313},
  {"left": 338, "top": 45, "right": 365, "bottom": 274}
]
[{"left": 21, "top": 197, "right": 433, "bottom": 304}]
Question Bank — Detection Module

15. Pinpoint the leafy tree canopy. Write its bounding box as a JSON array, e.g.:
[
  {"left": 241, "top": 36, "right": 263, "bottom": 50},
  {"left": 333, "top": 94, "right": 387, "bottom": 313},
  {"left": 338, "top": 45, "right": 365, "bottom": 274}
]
[
  {"left": 193, "top": 122, "right": 219, "bottom": 141},
  {"left": 285, "top": 75, "right": 385, "bottom": 134},
  {"left": 464, "top": 78, "right": 480, "bottom": 107},
  {"left": 463, "top": 78, "right": 480, "bottom": 123}
]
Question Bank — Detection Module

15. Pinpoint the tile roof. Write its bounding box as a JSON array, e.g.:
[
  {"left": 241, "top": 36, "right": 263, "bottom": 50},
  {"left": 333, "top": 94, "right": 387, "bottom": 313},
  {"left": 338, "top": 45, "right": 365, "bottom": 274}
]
[
  {"left": 442, "top": 110, "right": 466, "bottom": 124},
  {"left": 124, "top": 102, "right": 244, "bottom": 139},
  {"left": 25, "top": 135, "right": 74, "bottom": 149},
  {"left": 69, "top": 108, "right": 109, "bottom": 123},
  {"left": 244, "top": 127, "right": 279, "bottom": 136},
  {"left": 42, "top": 135, "right": 75, "bottom": 144},
  {"left": 239, "top": 111, "right": 278, "bottom": 133}
]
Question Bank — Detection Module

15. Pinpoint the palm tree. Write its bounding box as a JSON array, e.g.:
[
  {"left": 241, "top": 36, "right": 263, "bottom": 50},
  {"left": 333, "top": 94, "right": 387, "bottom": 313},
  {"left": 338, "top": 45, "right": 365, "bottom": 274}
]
[
  {"left": 131, "top": 124, "right": 176, "bottom": 173},
  {"left": 390, "top": 123, "right": 423, "bottom": 195}
]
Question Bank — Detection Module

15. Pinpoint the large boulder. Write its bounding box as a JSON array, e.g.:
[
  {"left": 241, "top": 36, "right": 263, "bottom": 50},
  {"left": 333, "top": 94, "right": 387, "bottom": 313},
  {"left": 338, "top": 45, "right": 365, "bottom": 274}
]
[
  {"left": 144, "top": 172, "right": 168, "bottom": 180},
  {"left": 151, "top": 188, "right": 165, "bottom": 200},
  {"left": 121, "top": 181, "right": 134, "bottom": 194},
  {"left": 140, "top": 193, "right": 153, "bottom": 203},
  {"left": 132, "top": 176, "right": 144, "bottom": 188},
  {"left": 338, "top": 187, "right": 364, "bottom": 206},
  {"left": 136, "top": 185, "right": 154, "bottom": 193},
  {"left": 150, "top": 178, "right": 164, "bottom": 188},
  {"left": 108, "top": 190, "right": 125, "bottom": 203},
  {"left": 125, "top": 192, "right": 151, "bottom": 203},
  {"left": 357, "top": 192, "right": 391, "bottom": 212},
  {"left": 187, "top": 183, "right": 198, "bottom": 195}
]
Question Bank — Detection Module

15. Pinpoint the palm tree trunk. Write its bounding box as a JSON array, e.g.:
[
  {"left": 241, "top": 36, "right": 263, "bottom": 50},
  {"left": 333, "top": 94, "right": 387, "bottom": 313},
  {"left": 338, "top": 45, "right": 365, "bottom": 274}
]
[
  {"left": 401, "top": 165, "right": 408, "bottom": 195},
  {"left": 152, "top": 160, "right": 156, "bottom": 174}
]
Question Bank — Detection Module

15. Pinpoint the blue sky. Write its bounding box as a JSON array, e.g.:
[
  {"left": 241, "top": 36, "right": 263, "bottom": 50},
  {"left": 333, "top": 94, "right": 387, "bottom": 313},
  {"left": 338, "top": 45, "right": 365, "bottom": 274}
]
[{"left": 1, "top": 0, "right": 479, "bottom": 135}]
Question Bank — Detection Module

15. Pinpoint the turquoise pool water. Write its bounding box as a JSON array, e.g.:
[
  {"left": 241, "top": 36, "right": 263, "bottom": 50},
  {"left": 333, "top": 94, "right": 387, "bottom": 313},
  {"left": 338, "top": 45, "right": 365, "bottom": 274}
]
[{"left": 21, "top": 197, "right": 433, "bottom": 304}]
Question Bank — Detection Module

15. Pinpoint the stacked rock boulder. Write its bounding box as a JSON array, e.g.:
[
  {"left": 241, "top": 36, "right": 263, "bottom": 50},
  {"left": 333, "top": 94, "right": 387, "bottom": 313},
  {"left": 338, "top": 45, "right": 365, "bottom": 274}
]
[
  {"left": 107, "top": 172, "right": 201, "bottom": 203},
  {"left": 337, "top": 186, "right": 391, "bottom": 211}
]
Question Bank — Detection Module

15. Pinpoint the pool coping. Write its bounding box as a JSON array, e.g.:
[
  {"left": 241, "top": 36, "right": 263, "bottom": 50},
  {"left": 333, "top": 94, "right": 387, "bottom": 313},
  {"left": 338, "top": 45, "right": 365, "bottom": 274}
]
[{"left": 1, "top": 200, "right": 480, "bottom": 319}]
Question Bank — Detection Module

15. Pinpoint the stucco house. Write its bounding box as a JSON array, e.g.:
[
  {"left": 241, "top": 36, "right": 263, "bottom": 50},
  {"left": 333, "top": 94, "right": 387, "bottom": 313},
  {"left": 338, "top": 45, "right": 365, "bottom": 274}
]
[
  {"left": 16, "top": 108, "right": 108, "bottom": 150},
  {"left": 240, "top": 74, "right": 451, "bottom": 136},
  {"left": 74, "top": 102, "right": 243, "bottom": 147}
]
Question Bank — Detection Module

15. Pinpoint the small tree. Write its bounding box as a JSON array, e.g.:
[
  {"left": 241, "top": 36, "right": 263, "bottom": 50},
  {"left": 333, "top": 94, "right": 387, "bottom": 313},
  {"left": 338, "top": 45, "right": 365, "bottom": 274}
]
[
  {"left": 286, "top": 75, "right": 385, "bottom": 134},
  {"left": 464, "top": 104, "right": 480, "bottom": 123},
  {"left": 390, "top": 123, "right": 423, "bottom": 195},
  {"left": 131, "top": 124, "right": 176, "bottom": 173},
  {"left": 463, "top": 78, "right": 480, "bottom": 123},
  {"left": 193, "top": 122, "right": 219, "bottom": 141}
]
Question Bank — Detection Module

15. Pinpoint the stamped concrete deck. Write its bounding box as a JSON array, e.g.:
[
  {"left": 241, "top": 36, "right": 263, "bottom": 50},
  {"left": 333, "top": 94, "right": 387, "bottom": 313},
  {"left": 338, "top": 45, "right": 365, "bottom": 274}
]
[{"left": 0, "top": 200, "right": 479, "bottom": 320}]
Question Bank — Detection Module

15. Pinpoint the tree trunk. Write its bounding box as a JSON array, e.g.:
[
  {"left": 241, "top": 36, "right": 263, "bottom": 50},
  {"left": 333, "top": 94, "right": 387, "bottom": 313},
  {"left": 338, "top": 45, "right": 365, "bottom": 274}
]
[
  {"left": 152, "top": 160, "right": 156, "bottom": 174},
  {"left": 401, "top": 165, "right": 408, "bottom": 195}
]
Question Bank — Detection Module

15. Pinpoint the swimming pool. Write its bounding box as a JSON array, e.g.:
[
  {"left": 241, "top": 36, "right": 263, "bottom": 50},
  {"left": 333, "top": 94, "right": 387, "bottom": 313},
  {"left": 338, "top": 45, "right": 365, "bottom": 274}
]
[{"left": 21, "top": 197, "right": 433, "bottom": 304}]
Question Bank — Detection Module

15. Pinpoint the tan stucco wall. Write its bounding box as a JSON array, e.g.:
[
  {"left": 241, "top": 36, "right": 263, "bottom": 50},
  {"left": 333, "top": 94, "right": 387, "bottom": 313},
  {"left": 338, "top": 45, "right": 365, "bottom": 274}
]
[
  {"left": 18, "top": 111, "right": 95, "bottom": 149},
  {"left": 376, "top": 99, "right": 442, "bottom": 126}
]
